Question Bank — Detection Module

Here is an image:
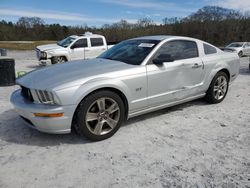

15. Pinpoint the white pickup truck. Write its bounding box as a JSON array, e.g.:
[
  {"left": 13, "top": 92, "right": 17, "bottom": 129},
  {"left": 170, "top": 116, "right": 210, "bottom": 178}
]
[{"left": 35, "top": 32, "right": 114, "bottom": 64}]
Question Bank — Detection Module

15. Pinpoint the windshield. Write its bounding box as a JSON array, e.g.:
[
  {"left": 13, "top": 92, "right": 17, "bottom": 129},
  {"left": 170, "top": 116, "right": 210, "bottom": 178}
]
[
  {"left": 57, "top": 37, "right": 76, "bottom": 48},
  {"left": 227, "top": 43, "right": 244, "bottom": 48},
  {"left": 98, "top": 39, "right": 160, "bottom": 65}
]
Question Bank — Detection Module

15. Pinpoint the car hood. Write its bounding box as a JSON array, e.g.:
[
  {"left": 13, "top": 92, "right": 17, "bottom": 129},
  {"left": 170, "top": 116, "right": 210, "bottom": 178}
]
[
  {"left": 17, "top": 58, "right": 136, "bottom": 90},
  {"left": 225, "top": 47, "right": 241, "bottom": 51},
  {"left": 36, "top": 43, "right": 64, "bottom": 52}
]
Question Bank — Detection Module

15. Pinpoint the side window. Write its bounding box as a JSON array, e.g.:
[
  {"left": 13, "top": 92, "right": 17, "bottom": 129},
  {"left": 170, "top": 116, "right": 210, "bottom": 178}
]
[
  {"left": 73, "top": 38, "right": 88, "bottom": 48},
  {"left": 203, "top": 43, "right": 217, "bottom": 55},
  {"left": 154, "top": 40, "right": 198, "bottom": 61},
  {"left": 90, "top": 38, "right": 104, "bottom": 47}
]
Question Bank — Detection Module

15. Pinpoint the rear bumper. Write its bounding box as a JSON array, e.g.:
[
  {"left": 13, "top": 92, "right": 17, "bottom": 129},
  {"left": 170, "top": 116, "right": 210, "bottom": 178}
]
[{"left": 10, "top": 90, "right": 76, "bottom": 134}]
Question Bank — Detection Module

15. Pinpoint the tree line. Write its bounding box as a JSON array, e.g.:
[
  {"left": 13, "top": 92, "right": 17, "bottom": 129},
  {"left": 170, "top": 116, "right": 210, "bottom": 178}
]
[{"left": 0, "top": 6, "right": 250, "bottom": 46}]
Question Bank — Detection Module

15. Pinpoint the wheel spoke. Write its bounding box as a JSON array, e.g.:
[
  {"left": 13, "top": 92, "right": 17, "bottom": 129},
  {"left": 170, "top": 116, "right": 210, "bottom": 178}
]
[
  {"left": 106, "top": 102, "right": 119, "bottom": 114},
  {"left": 106, "top": 117, "right": 117, "bottom": 129},
  {"left": 217, "top": 77, "right": 222, "bottom": 85},
  {"left": 215, "top": 91, "right": 220, "bottom": 99},
  {"left": 93, "top": 121, "right": 104, "bottom": 135},
  {"left": 86, "top": 112, "right": 98, "bottom": 122},
  {"left": 214, "top": 85, "right": 219, "bottom": 92},
  {"left": 220, "top": 89, "right": 225, "bottom": 96},
  {"left": 220, "top": 80, "right": 227, "bottom": 87},
  {"left": 97, "top": 98, "right": 105, "bottom": 111}
]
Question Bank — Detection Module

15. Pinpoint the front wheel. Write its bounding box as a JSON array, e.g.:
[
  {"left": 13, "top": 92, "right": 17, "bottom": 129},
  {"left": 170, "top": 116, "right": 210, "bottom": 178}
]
[
  {"left": 51, "top": 56, "right": 67, "bottom": 64},
  {"left": 238, "top": 51, "right": 243, "bottom": 57},
  {"left": 73, "top": 90, "right": 125, "bottom": 141},
  {"left": 205, "top": 72, "right": 229, "bottom": 104}
]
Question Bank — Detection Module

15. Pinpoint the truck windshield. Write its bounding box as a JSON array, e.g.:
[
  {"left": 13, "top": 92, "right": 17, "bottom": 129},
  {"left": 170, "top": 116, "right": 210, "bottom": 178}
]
[
  {"left": 57, "top": 37, "right": 76, "bottom": 48},
  {"left": 99, "top": 39, "right": 160, "bottom": 65}
]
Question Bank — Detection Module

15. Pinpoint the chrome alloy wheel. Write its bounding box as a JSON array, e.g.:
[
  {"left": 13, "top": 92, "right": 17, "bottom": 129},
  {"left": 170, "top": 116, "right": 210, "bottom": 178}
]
[
  {"left": 57, "top": 56, "right": 66, "bottom": 63},
  {"left": 85, "top": 97, "right": 120, "bottom": 135},
  {"left": 213, "top": 75, "right": 228, "bottom": 100}
]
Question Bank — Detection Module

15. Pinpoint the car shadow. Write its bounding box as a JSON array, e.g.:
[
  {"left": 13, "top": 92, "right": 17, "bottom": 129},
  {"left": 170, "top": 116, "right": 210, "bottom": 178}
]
[
  {"left": 239, "top": 66, "right": 250, "bottom": 75},
  {"left": 125, "top": 99, "right": 207, "bottom": 125},
  {"left": 239, "top": 57, "right": 250, "bottom": 75},
  {"left": 0, "top": 109, "right": 91, "bottom": 146},
  {"left": 0, "top": 99, "right": 207, "bottom": 147}
]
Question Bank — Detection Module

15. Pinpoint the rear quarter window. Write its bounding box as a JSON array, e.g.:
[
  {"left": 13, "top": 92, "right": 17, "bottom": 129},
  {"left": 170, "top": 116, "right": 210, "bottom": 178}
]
[
  {"left": 90, "top": 38, "right": 104, "bottom": 47},
  {"left": 203, "top": 43, "right": 217, "bottom": 55}
]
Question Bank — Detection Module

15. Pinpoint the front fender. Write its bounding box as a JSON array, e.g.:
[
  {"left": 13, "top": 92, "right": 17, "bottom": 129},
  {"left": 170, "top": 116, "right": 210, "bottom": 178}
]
[
  {"left": 74, "top": 78, "right": 132, "bottom": 107},
  {"left": 46, "top": 50, "right": 69, "bottom": 60},
  {"left": 55, "top": 78, "right": 132, "bottom": 109}
]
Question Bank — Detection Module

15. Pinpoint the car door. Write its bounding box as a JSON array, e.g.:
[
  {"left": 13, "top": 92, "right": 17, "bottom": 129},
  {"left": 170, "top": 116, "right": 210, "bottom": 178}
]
[
  {"left": 84, "top": 37, "right": 107, "bottom": 59},
  {"left": 70, "top": 38, "right": 88, "bottom": 60},
  {"left": 146, "top": 40, "right": 204, "bottom": 107}
]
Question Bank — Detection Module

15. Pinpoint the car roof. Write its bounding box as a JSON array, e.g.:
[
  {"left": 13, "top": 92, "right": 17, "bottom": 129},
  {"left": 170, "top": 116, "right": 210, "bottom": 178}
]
[
  {"left": 132, "top": 35, "right": 222, "bottom": 52},
  {"left": 133, "top": 35, "right": 173, "bottom": 41},
  {"left": 70, "top": 32, "right": 104, "bottom": 39},
  {"left": 132, "top": 35, "right": 200, "bottom": 41}
]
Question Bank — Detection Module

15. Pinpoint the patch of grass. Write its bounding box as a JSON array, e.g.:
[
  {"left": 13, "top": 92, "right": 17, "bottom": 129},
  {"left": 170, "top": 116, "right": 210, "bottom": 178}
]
[{"left": 0, "top": 41, "right": 56, "bottom": 50}]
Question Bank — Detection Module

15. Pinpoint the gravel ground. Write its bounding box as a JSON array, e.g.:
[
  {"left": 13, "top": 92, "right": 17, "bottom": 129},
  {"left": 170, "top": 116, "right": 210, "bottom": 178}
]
[{"left": 0, "top": 50, "right": 250, "bottom": 188}]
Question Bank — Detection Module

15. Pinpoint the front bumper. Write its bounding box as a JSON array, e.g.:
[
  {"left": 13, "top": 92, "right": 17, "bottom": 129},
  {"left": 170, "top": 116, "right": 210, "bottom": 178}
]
[
  {"left": 10, "top": 90, "right": 76, "bottom": 134},
  {"left": 36, "top": 48, "right": 51, "bottom": 62}
]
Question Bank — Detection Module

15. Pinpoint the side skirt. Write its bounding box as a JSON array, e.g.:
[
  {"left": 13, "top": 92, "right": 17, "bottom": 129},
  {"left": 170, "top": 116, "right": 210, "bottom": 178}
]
[{"left": 128, "top": 93, "right": 206, "bottom": 119}]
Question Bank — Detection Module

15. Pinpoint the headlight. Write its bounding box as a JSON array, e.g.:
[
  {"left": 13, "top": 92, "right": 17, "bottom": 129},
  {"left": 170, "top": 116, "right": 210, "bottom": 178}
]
[
  {"left": 30, "top": 89, "right": 61, "bottom": 105},
  {"left": 40, "top": 51, "right": 47, "bottom": 58}
]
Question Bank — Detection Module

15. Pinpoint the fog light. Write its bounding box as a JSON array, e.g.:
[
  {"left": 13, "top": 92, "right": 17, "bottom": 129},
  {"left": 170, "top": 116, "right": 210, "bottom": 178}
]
[{"left": 34, "top": 112, "right": 64, "bottom": 118}]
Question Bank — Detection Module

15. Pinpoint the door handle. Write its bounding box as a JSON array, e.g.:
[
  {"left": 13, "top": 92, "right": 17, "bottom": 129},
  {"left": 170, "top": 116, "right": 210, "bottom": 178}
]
[{"left": 192, "top": 63, "right": 202, "bottom": 68}]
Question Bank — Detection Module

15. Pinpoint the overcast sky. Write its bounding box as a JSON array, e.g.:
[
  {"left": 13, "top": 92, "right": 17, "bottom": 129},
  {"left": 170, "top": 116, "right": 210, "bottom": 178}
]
[{"left": 0, "top": 0, "right": 250, "bottom": 26}]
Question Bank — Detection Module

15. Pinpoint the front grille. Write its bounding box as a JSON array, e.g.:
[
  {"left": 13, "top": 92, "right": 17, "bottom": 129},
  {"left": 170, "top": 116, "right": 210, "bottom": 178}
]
[
  {"left": 21, "top": 86, "right": 34, "bottom": 102},
  {"left": 35, "top": 48, "right": 40, "bottom": 58}
]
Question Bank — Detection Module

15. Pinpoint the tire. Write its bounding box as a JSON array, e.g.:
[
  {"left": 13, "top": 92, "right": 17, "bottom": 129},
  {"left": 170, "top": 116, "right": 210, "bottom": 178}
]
[
  {"left": 51, "top": 56, "right": 66, "bottom": 64},
  {"left": 205, "top": 71, "right": 229, "bottom": 104},
  {"left": 73, "top": 90, "right": 125, "bottom": 141},
  {"left": 238, "top": 51, "right": 243, "bottom": 57}
]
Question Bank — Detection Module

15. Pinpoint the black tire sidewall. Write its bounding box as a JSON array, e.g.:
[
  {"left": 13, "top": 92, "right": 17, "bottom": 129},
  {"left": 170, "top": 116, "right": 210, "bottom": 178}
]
[
  {"left": 75, "top": 90, "right": 125, "bottom": 141},
  {"left": 238, "top": 51, "right": 243, "bottom": 57}
]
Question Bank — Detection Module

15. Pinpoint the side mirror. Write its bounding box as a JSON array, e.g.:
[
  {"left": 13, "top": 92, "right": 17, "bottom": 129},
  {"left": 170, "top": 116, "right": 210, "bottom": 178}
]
[{"left": 153, "top": 54, "right": 174, "bottom": 65}]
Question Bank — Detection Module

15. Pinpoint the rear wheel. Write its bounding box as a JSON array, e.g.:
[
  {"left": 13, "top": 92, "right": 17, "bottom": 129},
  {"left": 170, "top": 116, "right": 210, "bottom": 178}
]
[
  {"left": 73, "top": 90, "right": 125, "bottom": 141},
  {"left": 51, "top": 56, "right": 66, "bottom": 64},
  {"left": 205, "top": 72, "right": 229, "bottom": 104}
]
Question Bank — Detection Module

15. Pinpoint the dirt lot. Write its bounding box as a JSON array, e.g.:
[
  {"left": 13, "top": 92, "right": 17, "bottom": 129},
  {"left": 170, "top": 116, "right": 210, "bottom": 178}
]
[{"left": 0, "top": 50, "right": 250, "bottom": 188}]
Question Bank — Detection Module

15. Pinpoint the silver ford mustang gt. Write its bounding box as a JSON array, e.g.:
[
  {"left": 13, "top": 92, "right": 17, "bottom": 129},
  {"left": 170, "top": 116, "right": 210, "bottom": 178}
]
[{"left": 11, "top": 36, "right": 240, "bottom": 141}]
